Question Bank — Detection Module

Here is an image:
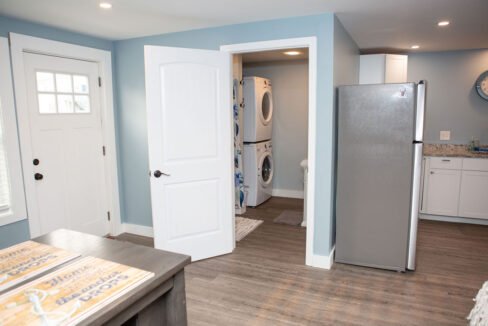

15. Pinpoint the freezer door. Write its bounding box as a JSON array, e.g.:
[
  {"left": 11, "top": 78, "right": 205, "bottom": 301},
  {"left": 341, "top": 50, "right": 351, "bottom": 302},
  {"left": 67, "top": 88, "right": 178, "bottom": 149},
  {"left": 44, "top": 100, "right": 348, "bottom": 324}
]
[{"left": 336, "top": 83, "right": 416, "bottom": 271}]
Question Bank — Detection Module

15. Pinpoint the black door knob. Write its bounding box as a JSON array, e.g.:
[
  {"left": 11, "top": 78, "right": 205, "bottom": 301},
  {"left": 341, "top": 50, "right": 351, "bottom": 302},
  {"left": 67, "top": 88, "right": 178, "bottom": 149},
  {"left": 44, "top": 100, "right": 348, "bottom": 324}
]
[
  {"left": 33, "top": 159, "right": 40, "bottom": 166},
  {"left": 34, "top": 173, "right": 43, "bottom": 180},
  {"left": 153, "top": 170, "right": 170, "bottom": 178}
]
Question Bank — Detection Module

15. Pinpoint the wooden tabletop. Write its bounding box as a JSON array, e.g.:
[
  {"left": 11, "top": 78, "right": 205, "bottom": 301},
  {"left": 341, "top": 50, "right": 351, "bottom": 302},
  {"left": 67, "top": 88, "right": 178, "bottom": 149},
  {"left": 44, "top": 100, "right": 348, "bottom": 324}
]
[{"left": 32, "top": 229, "right": 191, "bottom": 325}]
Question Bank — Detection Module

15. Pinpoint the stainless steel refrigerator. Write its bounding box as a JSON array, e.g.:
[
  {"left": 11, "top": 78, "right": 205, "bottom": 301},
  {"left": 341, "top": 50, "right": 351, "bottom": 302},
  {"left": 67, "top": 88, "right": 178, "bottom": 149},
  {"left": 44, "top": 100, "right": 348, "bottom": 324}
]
[{"left": 335, "top": 81, "right": 426, "bottom": 272}]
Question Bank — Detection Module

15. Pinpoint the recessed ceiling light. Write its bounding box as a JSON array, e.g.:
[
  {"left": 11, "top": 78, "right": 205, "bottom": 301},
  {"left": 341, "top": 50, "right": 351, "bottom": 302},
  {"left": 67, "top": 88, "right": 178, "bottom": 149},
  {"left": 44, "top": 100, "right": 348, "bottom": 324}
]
[
  {"left": 437, "top": 21, "right": 450, "bottom": 27},
  {"left": 284, "top": 51, "right": 301, "bottom": 56},
  {"left": 99, "top": 2, "right": 112, "bottom": 9},
  {"left": 411, "top": 45, "right": 420, "bottom": 49}
]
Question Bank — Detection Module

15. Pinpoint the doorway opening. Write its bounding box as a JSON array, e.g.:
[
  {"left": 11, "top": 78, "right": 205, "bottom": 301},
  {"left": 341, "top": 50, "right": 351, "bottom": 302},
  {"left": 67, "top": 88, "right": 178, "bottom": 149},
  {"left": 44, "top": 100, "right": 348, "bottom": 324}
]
[{"left": 221, "top": 37, "right": 317, "bottom": 266}]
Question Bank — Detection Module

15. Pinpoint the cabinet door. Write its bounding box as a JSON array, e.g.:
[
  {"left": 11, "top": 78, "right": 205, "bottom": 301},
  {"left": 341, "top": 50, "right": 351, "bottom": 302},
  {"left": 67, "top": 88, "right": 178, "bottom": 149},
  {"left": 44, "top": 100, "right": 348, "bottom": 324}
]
[
  {"left": 424, "top": 168, "right": 461, "bottom": 216},
  {"left": 359, "top": 54, "right": 386, "bottom": 84},
  {"left": 385, "top": 54, "right": 408, "bottom": 83},
  {"left": 459, "top": 171, "right": 488, "bottom": 219}
]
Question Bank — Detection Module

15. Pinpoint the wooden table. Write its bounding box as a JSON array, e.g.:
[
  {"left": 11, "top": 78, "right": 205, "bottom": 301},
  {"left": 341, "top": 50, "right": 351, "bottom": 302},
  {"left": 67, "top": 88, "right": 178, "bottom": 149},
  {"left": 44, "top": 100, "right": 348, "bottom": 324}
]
[{"left": 32, "top": 229, "right": 191, "bottom": 326}]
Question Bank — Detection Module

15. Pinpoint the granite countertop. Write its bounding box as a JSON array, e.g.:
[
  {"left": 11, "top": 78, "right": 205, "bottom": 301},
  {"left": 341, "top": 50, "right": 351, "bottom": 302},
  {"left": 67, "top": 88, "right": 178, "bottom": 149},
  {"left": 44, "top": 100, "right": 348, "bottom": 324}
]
[{"left": 423, "top": 144, "right": 488, "bottom": 159}]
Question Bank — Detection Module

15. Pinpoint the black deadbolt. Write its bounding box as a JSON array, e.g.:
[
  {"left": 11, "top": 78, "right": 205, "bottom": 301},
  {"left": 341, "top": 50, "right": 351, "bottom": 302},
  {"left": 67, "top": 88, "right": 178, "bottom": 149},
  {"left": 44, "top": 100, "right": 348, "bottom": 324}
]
[
  {"left": 34, "top": 173, "right": 43, "bottom": 180},
  {"left": 33, "top": 159, "right": 40, "bottom": 166}
]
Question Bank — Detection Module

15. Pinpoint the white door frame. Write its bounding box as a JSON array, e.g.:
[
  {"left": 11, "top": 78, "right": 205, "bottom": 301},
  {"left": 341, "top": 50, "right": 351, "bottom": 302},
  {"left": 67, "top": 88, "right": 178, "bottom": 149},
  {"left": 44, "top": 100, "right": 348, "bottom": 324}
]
[
  {"left": 221, "top": 37, "right": 317, "bottom": 267},
  {"left": 9, "top": 33, "right": 121, "bottom": 237}
]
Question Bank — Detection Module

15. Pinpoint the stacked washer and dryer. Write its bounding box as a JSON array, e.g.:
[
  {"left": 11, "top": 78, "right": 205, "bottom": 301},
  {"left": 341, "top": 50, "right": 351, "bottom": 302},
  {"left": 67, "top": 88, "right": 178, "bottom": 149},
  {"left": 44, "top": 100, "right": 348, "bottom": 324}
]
[{"left": 242, "top": 76, "right": 274, "bottom": 207}]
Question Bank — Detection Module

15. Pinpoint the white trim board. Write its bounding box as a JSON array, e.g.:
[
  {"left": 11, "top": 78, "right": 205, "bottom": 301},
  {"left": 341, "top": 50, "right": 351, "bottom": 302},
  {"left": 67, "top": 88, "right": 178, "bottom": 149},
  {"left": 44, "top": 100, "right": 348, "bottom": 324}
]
[
  {"left": 221, "top": 37, "right": 319, "bottom": 269},
  {"left": 9, "top": 33, "right": 122, "bottom": 237},
  {"left": 121, "top": 223, "right": 154, "bottom": 238},
  {"left": 420, "top": 214, "right": 488, "bottom": 226},
  {"left": 308, "top": 246, "right": 335, "bottom": 270},
  {"left": 0, "top": 37, "right": 27, "bottom": 226},
  {"left": 271, "top": 189, "right": 304, "bottom": 199}
]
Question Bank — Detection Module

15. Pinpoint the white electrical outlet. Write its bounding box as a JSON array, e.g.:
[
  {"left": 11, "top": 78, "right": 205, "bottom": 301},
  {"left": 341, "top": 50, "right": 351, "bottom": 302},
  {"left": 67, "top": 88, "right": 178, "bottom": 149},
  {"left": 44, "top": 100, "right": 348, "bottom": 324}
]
[{"left": 440, "top": 130, "right": 451, "bottom": 141}]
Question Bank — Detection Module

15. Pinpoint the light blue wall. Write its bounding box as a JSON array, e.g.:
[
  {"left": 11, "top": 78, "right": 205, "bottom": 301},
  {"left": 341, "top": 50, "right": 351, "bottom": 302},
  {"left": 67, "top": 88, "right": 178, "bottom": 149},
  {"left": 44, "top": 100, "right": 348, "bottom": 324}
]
[
  {"left": 114, "top": 14, "right": 338, "bottom": 256},
  {"left": 408, "top": 49, "right": 488, "bottom": 144},
  {"left": 0, "top": 220, "right": 30, "bottom": 249},
  {"left": 331, "top": 16, "right": 360, "bottom": 249},
  {"left": 0, "top": 13, "right": 353, "bottom": 257},
  {"left": 0, "top": 15, "right": 114, "bottom": 248},
  {"left": 0, "top": 15, "right": 112, "bottom": 51}
]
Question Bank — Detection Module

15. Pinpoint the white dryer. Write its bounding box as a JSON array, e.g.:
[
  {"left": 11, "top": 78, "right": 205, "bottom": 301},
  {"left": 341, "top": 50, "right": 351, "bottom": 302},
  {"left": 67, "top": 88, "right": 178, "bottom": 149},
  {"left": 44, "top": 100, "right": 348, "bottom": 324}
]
[
  {"left": 243, "top": 140, "right": 273, "bottom": 207},
  {"left": 243, "top": 76, "right": 273, "bottom": 142}
]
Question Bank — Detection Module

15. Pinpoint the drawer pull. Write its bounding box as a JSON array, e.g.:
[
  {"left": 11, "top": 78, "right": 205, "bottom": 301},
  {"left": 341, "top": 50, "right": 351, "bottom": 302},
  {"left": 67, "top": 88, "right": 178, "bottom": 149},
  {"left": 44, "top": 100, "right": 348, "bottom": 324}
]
[
  {"left": 430, "top": 171, "right": 435, "bottom": 174},
  {"left": 442, "top": 159, "right": 451, "bottom": 162}
]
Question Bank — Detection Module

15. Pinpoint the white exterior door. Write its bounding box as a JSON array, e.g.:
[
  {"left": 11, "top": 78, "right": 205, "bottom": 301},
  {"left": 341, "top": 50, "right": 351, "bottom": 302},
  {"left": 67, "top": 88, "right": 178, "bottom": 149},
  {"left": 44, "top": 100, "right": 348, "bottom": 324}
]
[
  {"left": 22, "top": 52, "right": 109, "bottom": 236},
  {"left": 144, "top": 46, "right": 233, "bottom": 261}
]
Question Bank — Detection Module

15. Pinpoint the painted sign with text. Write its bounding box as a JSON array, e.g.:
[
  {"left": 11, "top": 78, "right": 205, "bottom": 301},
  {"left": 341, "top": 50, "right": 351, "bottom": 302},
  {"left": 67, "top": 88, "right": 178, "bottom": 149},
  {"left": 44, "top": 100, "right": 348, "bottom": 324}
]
[
  {"left": 0, "top": 256, "right": 154, "bottom": 325},
  {"left": 0, "top": 241, "right": 79, "bottom": 292}
]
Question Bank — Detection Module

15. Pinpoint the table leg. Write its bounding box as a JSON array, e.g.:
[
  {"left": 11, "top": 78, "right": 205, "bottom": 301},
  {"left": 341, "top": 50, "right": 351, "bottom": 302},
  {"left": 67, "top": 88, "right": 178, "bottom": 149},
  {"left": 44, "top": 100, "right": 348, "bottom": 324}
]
[
  {"left": 164, "top": 270, "right": 187, "bottom": 326},
  {"left": 134, "top": 270, "right": 187, "bottom": 326}
]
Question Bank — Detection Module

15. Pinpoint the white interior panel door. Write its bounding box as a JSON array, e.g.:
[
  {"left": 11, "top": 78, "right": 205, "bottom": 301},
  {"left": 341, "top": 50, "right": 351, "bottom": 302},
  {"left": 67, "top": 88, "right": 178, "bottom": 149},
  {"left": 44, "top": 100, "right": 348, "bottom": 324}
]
[
  {"left": 145, "top": 46, "right": 233, "bottom": 261},
  {"left": 23, "top": 52, "right": 109, "bottom": 236}
]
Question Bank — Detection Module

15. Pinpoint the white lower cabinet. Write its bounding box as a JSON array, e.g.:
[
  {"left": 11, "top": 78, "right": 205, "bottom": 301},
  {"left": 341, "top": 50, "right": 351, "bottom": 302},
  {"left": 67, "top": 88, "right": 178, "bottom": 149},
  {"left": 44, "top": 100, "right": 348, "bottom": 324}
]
[
  {"left": 421, "top": 157, "right": 488, "bottom": 220},
  {"left": 422, "top": 168, "right": 461, "bottom": 216},
  {"left": 458, "top": 171, "right": 488, "bottom": 219}
]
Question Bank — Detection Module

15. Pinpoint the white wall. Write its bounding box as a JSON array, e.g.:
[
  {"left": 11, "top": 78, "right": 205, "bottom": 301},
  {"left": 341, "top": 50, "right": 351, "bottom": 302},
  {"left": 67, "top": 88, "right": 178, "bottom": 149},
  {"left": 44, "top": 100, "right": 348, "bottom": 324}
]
[{"left": 243, "top": 60, "right": 309, "bottom": 197}]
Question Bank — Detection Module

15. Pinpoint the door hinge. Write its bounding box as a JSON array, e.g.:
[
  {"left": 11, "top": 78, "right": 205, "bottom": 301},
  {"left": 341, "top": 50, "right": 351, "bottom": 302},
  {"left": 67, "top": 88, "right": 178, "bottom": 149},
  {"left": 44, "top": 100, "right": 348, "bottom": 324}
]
[
  {"left": 98, "top": 77, "right": 102, "bottom": 87},
  {"left": 107, "top": 211, "right": 111, "bottom": 221},
  {"left": 102, "top": 146, "right": 106, "bottom": 156}
]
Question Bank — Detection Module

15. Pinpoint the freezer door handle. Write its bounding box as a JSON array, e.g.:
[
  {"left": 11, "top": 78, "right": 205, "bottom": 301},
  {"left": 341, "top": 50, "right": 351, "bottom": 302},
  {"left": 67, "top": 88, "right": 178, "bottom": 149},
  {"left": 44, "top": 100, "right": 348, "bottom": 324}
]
[
  {"left": 414, "top": 81, "right": 426, "bottom": 141},
  {"left": 407, "top": 143, "right": 423, "bottom": 270}
]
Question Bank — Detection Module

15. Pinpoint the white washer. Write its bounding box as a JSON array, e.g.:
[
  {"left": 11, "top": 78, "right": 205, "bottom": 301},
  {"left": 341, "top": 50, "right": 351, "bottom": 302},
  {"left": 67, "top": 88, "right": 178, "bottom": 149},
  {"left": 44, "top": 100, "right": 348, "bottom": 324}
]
[
  {"left": 243, "top": 76, "right": 273, "bottom": 142},
  {"left": 243, "top": 140, "right": 273, "bottom": 207}
]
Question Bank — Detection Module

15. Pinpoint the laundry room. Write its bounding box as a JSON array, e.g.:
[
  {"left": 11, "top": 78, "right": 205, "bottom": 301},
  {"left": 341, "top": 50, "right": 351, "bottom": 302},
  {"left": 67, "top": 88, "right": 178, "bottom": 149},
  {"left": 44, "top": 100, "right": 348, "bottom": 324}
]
[{"left": 232, "top": 48, "right": 310, "bottom": 246}]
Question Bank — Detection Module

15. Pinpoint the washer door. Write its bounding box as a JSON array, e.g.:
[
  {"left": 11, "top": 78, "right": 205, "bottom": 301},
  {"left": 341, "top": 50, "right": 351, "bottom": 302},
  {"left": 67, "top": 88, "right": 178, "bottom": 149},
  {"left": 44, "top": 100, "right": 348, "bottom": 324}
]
[
  {"left": 258, "top": 152, "right": 273, "bottom": 187},
  {"left": 259, "top": 90, "right": 273, "bottom": 126}
]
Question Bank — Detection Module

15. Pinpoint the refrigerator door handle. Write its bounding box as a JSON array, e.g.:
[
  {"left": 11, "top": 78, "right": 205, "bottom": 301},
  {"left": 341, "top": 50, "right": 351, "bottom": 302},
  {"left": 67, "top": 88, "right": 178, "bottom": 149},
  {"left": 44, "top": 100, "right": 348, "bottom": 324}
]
[
  {"left": 407, "top": 142, "right": 423, "bottom": 270},
  {"left": 415, "top": 81, "right": 426, "bottom": 141}
]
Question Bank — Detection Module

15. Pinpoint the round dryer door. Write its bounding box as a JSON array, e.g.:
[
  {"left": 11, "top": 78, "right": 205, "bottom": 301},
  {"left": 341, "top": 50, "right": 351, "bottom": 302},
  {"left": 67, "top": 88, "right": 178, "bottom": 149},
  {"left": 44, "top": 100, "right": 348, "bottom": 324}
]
[
  {"left": 259, "top": 153, "right": 273, "bottom": 187},
  {"left": 259, "top": 90, "right": 273, "bottom": 126}
]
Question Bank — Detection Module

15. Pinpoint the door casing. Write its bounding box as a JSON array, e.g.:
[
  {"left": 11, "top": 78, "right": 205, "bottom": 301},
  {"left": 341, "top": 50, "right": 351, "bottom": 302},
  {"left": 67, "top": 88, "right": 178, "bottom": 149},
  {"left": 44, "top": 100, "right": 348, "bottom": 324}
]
[{"left": 9, "top": 33, "right": 121, "bottom": 237}]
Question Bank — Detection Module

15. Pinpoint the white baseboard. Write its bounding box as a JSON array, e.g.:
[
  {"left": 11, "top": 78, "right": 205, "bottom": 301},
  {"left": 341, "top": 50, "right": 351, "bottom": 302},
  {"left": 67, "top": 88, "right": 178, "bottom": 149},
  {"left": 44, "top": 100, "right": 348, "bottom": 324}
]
[
  {"left": 122, "top": 223, "right": 154, "bottom": 237},
  {"left": 272, "top": 189, "right": 304, "bottom": 199},
  {"left": 420, "top": 214, "right": 488, "bottom": 226},
  {"left": 307, "top": 246, "right": 335, "bottom": 270}
]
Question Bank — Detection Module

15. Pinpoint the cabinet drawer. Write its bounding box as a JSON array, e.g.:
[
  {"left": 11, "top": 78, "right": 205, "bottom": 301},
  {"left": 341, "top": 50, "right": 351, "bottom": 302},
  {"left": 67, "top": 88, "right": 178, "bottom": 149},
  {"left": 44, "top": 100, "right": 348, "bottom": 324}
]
[
  {"left": 428, "top": 157, "right": 463, "bottom": 170},
  {"left": 462, "top": 158, "right": 488, "bottom": 172}
]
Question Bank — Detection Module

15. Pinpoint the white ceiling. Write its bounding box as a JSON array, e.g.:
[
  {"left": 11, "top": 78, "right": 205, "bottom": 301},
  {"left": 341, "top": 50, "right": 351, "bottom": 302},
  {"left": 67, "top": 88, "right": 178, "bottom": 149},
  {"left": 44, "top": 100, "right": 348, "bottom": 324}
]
[
  {"left": 242, "top": 48, "right": 309, "bottom": 64},
  {"left": 0, "top": 0, "right": 487, "bottom": 52}
]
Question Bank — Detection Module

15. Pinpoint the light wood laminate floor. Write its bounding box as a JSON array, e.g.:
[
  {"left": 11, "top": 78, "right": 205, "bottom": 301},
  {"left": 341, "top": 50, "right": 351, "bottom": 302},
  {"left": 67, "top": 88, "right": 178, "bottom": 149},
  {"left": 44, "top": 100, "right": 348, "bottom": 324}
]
[{"left": 116, "top": 197, "right": 488, "bottom": 325}]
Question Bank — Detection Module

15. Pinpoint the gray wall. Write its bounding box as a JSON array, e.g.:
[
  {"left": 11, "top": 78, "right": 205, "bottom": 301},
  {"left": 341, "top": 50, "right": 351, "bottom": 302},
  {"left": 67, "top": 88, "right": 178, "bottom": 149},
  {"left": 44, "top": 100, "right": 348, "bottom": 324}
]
[
  {"left": 243, "top": 60, "right": 308, "bottom": 195},
  {"left": 408, "top": 49, "right": 488, "bottom": 144},
  {"left": 0, "top": 15, "right": 114, "bottom": 248},
  {"left": 332, "top": 16, "right": 360, "bottom": 248}
]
